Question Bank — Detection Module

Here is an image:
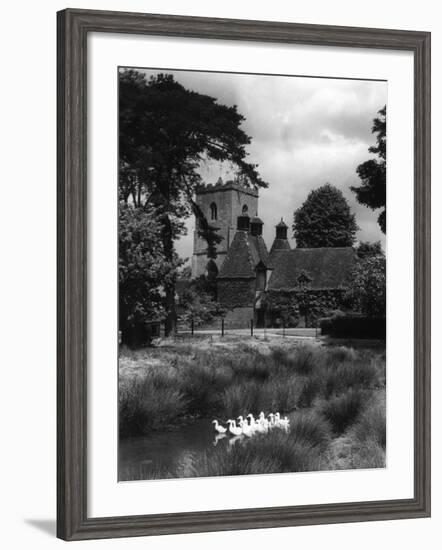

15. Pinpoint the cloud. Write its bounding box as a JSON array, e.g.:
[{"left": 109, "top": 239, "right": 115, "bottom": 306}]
[{"left": 136, "top": 68, "right": 387, "bottom": 261}]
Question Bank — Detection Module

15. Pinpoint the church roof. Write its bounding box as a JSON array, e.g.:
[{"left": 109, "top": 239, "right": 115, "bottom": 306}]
[
  {"left": 218, "top": 231, "right": 270, "bottom": 279},
  {"left": 267, "top": 247, "right": 356, "bottom": 290},
  {"left": 269, "top": 238, "right": 291, "bottom": 266}
]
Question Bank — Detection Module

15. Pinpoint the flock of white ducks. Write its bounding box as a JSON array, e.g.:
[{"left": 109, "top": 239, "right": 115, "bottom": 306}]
[{"left": 212, "top": 412, "right": 290, "bottom": 444}]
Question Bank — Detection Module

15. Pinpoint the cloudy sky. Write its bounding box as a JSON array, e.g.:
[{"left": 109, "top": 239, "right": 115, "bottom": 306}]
[{"left": 136, "top": 68, "right": 387, "bottom": 263}]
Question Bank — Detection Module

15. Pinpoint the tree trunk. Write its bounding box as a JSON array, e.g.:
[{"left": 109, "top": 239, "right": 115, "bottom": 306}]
[{"left": 161, "top": 214, "right": 177, "bottom": 336}]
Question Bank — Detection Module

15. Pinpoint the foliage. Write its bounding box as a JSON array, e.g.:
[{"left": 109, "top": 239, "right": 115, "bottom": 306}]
[
  {"left": 119, "top": 69, "right": 267, "bottom": 334},
  {"left": 293, "top": 183, "right": 358, "bottom": 248},
  {"left": 351, "top": 106, "right": 386, "bottom": 233},
  {"left": 119, "top": 203, "right": 178, "bottom": 345},
  {"left": 345, "top": 255, "right": 386, "bottom": 317},
  {"left": 177, "top": 275, "right": 226, "bottom": 327},
  {"left": 263, "top": 288, "right": 347, "bottom": 328},
  {"left": 356, "top": 240, "right": 384, "bottom": 259}
]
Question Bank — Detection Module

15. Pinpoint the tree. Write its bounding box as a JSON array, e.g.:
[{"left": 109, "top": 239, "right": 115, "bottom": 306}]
[
  {"left": 351, "top": 106, "right": 386, "bottom": 233},
  {"left": 293, "top": 184, "right": 358, "bottom": 248},
  {"left": 356, "top": 241, "right": 384, "bottom": 259},
  {"left": 119, "top": 70, "right": 267, "bottom": 334},
  {"left": 119, "top": 204, "right": 178, "bottom": 345},
  {"left": 345, "top": 255, "right": 386, "bottom": 317}
]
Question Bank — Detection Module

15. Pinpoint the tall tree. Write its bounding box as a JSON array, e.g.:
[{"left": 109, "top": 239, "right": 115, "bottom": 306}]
[
  {"left": 356, "top": 240, "right": 384, "bottom": 259},
  {"left": 293, "top": 184, "right": 358, "bottom": 248},
  {"left": 119, "top": 70, "right": 267, "bottom": 335},
  {"left": 351, "top": 106, "right": 386, "bottom": 233},
  {"left": 119, "top": 204, "right": 178, "bottom": 345},
  {"left": 345, "top": 255, "right": 386, "bottom": 317}
]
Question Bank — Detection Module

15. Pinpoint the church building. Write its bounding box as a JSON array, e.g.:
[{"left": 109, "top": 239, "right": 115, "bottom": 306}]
[{"left": 191, "top": 178, "right": 355, "bottom": 328}]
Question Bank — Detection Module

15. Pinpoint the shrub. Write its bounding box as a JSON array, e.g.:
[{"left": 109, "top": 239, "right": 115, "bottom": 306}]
[
  {"left": 320, "top": 314, "right": 386, "bottom": 339},
  {"left": 320, "top": 389, "right": 366, "bottom": 434}
]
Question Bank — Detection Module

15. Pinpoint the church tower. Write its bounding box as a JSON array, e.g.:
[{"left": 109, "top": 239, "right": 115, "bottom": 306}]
[{"left": 191, "top": 177, "right": 259, "bottom": 279}]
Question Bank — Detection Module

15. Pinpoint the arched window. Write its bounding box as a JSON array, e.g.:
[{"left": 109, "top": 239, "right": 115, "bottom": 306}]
[
  {"left": 210, "top": 202, "right": 217, "bottom": 220},
  {"left": 242, "top": 204, "right": 248, "bottom": 214}
]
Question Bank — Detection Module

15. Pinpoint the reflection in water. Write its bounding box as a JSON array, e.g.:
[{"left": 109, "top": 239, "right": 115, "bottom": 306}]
[
  {"left": 119, "top": 419, "right": 228, "bottom": 480},
  {"left": 119, "top": 418, "right": 291, "bottom": 481}
]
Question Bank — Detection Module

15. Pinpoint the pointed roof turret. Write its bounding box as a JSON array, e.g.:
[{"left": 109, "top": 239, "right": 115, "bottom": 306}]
[{"left": 269, "top": 218, "right": 291, "bottom": 266}]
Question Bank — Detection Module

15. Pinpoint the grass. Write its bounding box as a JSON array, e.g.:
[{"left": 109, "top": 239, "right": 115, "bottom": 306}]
[
  {"left": 320, "top": 389, "right": 367, "bottom": 435},
  {"left": 191, "top": 429, "right": 321, "bottom": 477},
  {"left": 119, "top": 338, "right": 386, "bottom": 477}
]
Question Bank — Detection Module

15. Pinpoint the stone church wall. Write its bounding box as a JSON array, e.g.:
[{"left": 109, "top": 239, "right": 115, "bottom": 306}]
[{"left": 217, "top": 278, "right": 255, "bottom": 309}]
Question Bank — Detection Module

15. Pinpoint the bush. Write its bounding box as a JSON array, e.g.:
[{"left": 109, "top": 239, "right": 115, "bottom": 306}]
[
  {"left": 320, "top": 389, "right": 366, "bottom": 434},
  {"left": 320, "top": 314, "right": 386, "bottom": 339}
]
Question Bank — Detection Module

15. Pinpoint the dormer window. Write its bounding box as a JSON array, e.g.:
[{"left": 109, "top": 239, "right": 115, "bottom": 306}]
[{"left": 210, "top": 202, "right": 217, "bottom": 220}]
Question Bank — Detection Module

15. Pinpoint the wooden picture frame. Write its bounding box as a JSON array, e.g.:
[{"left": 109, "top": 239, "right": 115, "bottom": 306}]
[{"left": 57, "top": 8, "right": 431, "bottom": 541}]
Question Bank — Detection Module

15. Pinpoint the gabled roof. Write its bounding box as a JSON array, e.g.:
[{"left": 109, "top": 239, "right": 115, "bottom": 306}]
[
  {"left": 218, "top": 231, "right": 270, "bottom": 279},
  {"left": 267, "top": 247, "right": 356, "bottom": 290}
]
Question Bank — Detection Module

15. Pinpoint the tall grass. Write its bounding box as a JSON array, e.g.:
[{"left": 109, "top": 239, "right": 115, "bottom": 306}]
[
  {"left": 119, "top": 342, "right": 385, "bottom": 439},
  {"left": 191, "top": 430, "right": 321, "bottom": 477},
  {"left": 352, "top": 397, "right": 386, "bottom": 449},
  {"left": 320, "top": 389, "right": 367, "bottom": 434}
]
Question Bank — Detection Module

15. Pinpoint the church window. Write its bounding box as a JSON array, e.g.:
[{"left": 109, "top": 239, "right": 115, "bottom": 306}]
[{"left": 210, "top": 202, "right": 217, "bottom": 220}]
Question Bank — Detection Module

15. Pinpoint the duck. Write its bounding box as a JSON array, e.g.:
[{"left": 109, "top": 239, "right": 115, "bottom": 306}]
[
  {"left": 279, "top": 416, "right": 290, "bottom": 430},
  {"left": 246, "top": 413, "right": 257, "bottom": 432},
  {"left": 238, "top": 417, "right": 253, "bottom": 437},
  {"left": 212, "top": 419, "right": 227, "bottom": 434},
  {"left": 227, "top": 419, "right": 243, "bottom": 437},
  {"left": 274, "top": 412, "right": 281, "bottom": 426}
]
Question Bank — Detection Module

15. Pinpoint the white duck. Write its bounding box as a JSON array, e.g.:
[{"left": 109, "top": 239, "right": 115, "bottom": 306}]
[
  {"left": 212, "top": 419, "right": 227, "bottom": 434},
  {"left": 258, "top": 412, "right": 269, "bottom": 430},
  {"left": 274, "top": 412, "right": 281, "bottom": 427},
  {"left": 246, "top": 414, "right": 258, "bottom": 433},
  {"left": 227, "top": 419, "right": 243, "bottom": 437},
  {"left": 279, "top": 416, "right": 290, "bottom": 431},
  {"left": 238, "top": 417, "right": 253, "bottom": 437}
]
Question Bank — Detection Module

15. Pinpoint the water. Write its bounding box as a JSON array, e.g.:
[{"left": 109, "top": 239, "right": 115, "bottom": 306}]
[{"left": 119, "top": 419, "right": 223, "bottom": 481}]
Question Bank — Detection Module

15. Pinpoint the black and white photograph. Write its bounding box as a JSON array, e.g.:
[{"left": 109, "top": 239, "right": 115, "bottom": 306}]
[{"left": 118, "top": 66, "right": 387, "bottom": 482}]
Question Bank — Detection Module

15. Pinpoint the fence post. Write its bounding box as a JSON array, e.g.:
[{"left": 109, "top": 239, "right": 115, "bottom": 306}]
[
  {"left": 221, "top": 318, "right": 225, "bottom": 337},
  {"left": 250, "top": 319, "right": 254, "bottom": 337},
  {"left": 191, "top": 318, "right": 194, "bottom": 337}
]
